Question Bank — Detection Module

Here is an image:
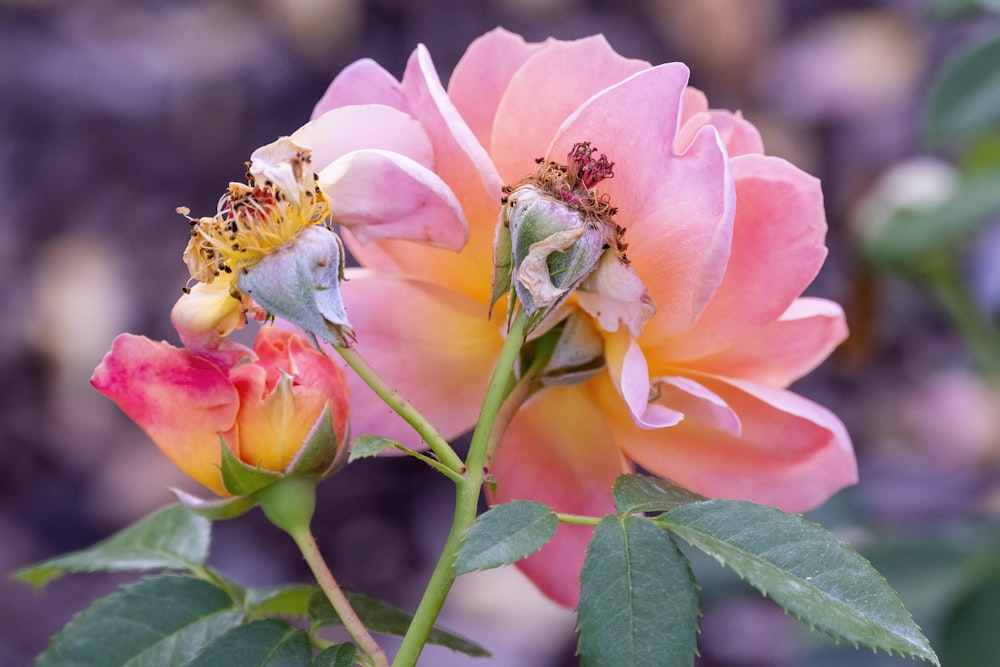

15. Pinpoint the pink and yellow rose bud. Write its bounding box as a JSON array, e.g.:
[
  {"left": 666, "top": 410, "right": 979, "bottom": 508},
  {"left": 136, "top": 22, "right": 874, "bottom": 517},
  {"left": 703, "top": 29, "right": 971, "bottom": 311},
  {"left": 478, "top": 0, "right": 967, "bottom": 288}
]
[{"left": 91, "top": 326, "right": 350, "bottom": 497}]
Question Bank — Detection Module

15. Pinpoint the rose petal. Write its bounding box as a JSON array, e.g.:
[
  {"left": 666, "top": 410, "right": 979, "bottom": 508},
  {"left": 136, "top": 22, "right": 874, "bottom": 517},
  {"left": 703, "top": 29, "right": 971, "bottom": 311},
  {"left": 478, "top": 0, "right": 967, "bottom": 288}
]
[
  {"left": 448, "top": 27, "right": 547, "bottom": 151},
  {"left": 293, "top": 104, "right": 435, "bottom": 172},
  {"left": 318, "top": 149, "right": 468, "bottom": 251},
  {"left": 645, "top": 154, "right": 828, "bottom": 362},
  {"left": 491, "top": 384, "right": 626, "bottom": 607},
  {"left": 576, "top": 251, "right": 656, "bottom": 338},
  {"left": 334, "top": 269, "right": 503, "bottom": 448},
  {"left": 608, "top": 374, "right": 856, "bottom": 512},
  {"left": 90, "top": 335, "right": 238, "bottom": 496},
  {"left": 490, "top": 35, "right": 649, "bottom": 183},
  {"left": 604, "top": 330, "right": 684, "bottom": 429},
  {"left": 683, "top": 297, "right": 848, "bottom": 387},
  {"left": 312, "top": 58, "right": 409, "bottom": 118},
  {"left": 551, "top": 64, "right": 735, "bottom": 338}
]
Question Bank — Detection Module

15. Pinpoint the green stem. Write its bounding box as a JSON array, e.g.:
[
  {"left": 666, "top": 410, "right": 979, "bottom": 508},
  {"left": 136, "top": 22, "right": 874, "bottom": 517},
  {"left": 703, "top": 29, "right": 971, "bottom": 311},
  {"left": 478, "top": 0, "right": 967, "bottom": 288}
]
[
  {"left": 925, "top": 263, "right": 1000, "bottom": 379},
  {"left": 335, "top": 344, "right": 465, "bottom": 474},
  {"left": 292, "top": 528, "right": 387, "bottom": 667},
  {"left": 392, "top": 309, "right": 529, "bottom": 667},
  {"left": 556, "top": 512, "right": 602, "bottom": 526}
]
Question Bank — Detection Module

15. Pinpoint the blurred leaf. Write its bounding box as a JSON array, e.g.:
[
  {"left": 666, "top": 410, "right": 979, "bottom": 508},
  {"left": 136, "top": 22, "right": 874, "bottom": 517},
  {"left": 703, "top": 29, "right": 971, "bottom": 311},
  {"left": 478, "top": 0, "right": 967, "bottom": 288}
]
[
  {"left": 348, "top": 434, "right": 403, "bottom": 462},
  {"left": 13, "top": 504, "right": 210, "bottom": 588},
  {"left": 186, "top": 619, "right": 311, "bottom": 667},
  {"left": 930, "top": 0, "right": 1000, "bottom": 18},
  {"left": 926, "top": 33, "right": 1000, "bottom": 147},
  {"left": 453, "top": 501, "right": 557, "bottom": 574},
  {"left": 313, "top": 644, "right": 357, "bottom": 667},
  {"left": 659, "top": 501, "right": 939, "bottom": 665},
  {"left": 959, "top": 131, "right": 1000, "bottom": 174},
  {"left": 245, "top": 584, "right": 319, "bottom": 618},
  {"left": 38, "top": 575, "right": 242, "bottom": 667},
  {"left": 864, "top": 173, "right": 1000, "bottom": 269},
  {"left": 309, "top": 590, "right": 489, "bottom": 657},
  {"left": 577, "top": 515, "right": 698, "bottom": 667},
  {"left": 613, "top": 473, "right": 707, "bottom": 515},
  {"left": 940, "top": 577, "right": 1000, "bottom": 666}
]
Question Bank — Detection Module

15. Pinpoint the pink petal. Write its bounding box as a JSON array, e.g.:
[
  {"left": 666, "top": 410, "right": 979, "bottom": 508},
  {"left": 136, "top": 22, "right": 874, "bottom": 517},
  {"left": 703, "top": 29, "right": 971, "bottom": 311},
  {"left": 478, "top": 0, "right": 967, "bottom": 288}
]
[
  {"left": 550, "top": 64, "right": 735, "bottom": 338},
  {"left": 334, "top": 270, "right": 503, "bottom": 448},
  {"left": 490, "top": 384, "right": 627, "bottom": 606},
  {"left": 312, "top": 58, "right": 409, "bottom": 118},
  {"left": 677, "top": 109, "right": 764, "bottom": 157},
  {"left": 609, "top": 374, "right": 856, "bottom": 512},
  {"left": 644, "top": 154, "right": 828, "bottom": 362},
  {"left": 448, "top": 27, "right": 547, "bottom": 151},
  {"left": 318, "top": 149, "right": 468, "bottom": 250},
  {"left": 684, "top": 297, "right": 848, "bottom": 387},
  {"left": 90, "top": 335, "right": 239, "bottom": 496},
  {"left": 655, "top": 376, "right": 742, "bottom": 436},
  {"left": 490, "top": 35, "right": 649, "bottom": 184},
  {"left": 293, "top": 104, "right": 435, "bottom": 171},
  {"left": 604, "top": 330, "right": 683, "bottom": 429}
]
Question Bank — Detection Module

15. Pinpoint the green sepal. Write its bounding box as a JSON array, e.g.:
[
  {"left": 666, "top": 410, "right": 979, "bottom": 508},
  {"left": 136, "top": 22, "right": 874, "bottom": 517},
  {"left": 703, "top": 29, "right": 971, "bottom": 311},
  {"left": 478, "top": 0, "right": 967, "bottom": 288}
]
[
  {"left": 219, "top": 437, "right": 283, "bottom": 496},
  {"left": 255, "top": 476, "right": 316, "bottom": 536},
  {"left": 172, "top": 487, "right": 257, "bottom": 520},
  {"left": 12, "top": 504, "right": 210, "bottom": 588},
  {"left": 309, "top": 590, "right": 489, "bottom": 657},
  {"left": 489, "top": 208, "right": 513, "bottom": 318},
  {"left": 286, "top": 401, "right": 348, "bottom": 480}
]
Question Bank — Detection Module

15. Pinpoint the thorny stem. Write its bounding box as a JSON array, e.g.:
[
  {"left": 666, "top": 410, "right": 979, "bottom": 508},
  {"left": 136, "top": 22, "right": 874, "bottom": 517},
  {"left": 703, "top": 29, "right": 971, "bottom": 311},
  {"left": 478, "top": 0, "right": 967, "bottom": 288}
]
[
  {"left": 392, "top": 309, "right": 529, "bottom": 667},
  {"left": 334, "top": 344, "right": 465, "bottom": 474}
]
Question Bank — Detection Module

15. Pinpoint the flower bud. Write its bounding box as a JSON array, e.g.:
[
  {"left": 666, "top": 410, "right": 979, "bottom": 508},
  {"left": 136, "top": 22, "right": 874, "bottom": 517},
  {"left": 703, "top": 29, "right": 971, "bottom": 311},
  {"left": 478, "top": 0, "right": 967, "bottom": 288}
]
[{"left": 491, "top": 142, "right": 625, "bottom": 333}]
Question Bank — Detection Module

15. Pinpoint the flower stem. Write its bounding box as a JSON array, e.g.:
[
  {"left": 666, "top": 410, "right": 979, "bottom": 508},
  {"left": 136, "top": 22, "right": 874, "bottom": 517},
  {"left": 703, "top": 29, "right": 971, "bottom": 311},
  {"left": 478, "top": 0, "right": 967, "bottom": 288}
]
[
  {"left": 392, "top": 309, "right": 529, "bottom": 667},
  {"left": 925, "top": 263, "right": 1000, "bottom": 379},
  {"left": 292, "top": 527, "right": 388, "bottom": 667},
  {"left": 335, "top": 344, "right": 465, "bottom": 474}
]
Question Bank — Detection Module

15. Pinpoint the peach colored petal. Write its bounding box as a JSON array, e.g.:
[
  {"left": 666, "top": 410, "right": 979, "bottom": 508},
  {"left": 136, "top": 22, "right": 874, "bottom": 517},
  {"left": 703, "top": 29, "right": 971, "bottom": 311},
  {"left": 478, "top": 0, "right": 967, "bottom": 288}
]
[
  {"left": 90, "top": 334, "right": 238, "bottom": 495},
  {"left": 576, "top": 252, "right": 656, "bottom": 338},
  {"left": 335, "top": 269, "right": 503, "bottom": 448},
  {"left": 293, "top": 104, "right": 435, "bottom": 172},
  {"left": 318, "top": 149, "right": 468, "bottom": 250},
  {"left": 643, "top": 154, "right": 828, "bottom": 362},
  {"left": 606, "top": 374, "right": 856, "bottom": 512},
  {"left": 684, "top": 297, "right": 848, "bottom": 387},
  {"left": 490, "top": 35, "right": 649, "bottom": 183},
  {"left": 312, "top": 58, "right": 409, "bottom": 118},
  {"left": 604, "top": 330, "right": 683, "bottom": 429},
  {"left": 490, "top": 384, "right": 628, "bottom": 607},
  {"left": 448, "top": 27, "right": 547, "bottom": 150},
  {"left": 550, "top": 64, "right": 735, "bottom": 338}
]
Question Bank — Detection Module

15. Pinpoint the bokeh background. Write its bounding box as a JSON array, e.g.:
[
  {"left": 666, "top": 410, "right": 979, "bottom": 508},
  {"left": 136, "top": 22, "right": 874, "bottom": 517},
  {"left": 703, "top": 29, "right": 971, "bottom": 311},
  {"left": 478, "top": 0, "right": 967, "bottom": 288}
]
[{"left": 4, "top": 0, "right": 1000, "bottom": 665}]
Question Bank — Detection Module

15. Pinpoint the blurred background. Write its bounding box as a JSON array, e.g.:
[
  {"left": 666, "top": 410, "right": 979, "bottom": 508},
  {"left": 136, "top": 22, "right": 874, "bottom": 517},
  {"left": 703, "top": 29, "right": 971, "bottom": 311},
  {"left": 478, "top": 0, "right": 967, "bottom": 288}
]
[{"left": 3, "top": 0, "right": 1000, "bottom": 664}]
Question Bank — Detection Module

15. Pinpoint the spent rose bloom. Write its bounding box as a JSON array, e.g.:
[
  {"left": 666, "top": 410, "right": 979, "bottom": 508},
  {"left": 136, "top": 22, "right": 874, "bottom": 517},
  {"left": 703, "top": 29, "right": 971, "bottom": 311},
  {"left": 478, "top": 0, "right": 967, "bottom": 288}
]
[
  {"left": 91, "top": 326, "right": 350, "bottom": 497},
  {"left": 312, "top": 28, "right": 856, "bottom": 605}
]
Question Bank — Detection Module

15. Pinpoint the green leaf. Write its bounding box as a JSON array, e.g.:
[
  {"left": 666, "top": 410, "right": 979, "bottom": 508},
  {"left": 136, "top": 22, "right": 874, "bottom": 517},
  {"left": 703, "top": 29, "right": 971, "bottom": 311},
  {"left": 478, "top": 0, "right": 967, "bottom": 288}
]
[
  {"left": 659, "top": 500, "right": 939, "bottom": 665},
  {"left": 313, "top": 644, "right": 357, "bottom": 667},
  {"left": 171, "top": 487, "right": 257, "bottom": 521},
  {"left": 245, "top": 584, "right": 319, "bottom": 618},
  {"left": 453, "top": 501, "right": 557, "bottom": 575},
  {"left": 186, "top": 619, "right": 311, "bottom": 667},
  {"left": 38, "top": 575, "right": 242, "bottom": 667},
  {"left": 940, "top": 576, "right": 1000, "bottom": 666},
  {"left": 309, "top": 590, "right": 489, "bottom": 658},
  {"left": 612, "top": 474, "right": 707, "bottom": 515},
  {"left": 348, "top": 434, "right": 403, "bottom": 463},
  {"left": 13, "top": 505, "right": 210, "bottom": 588},
  {"left": 926, "top": 32, "right": 1000, "bottom": 147},
  {"left": 577, "top": 515, "right": 699, "bottom": 667},
  {"left": 220, "top": 437, "right": 282, "bottom": 496}
]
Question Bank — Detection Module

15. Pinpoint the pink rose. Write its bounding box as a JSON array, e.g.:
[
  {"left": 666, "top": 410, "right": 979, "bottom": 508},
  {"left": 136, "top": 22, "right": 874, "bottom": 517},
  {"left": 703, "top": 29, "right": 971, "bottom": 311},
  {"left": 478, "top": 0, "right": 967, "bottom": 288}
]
[
  {"left": 91, "top": 327, "right": 350, "bottom": 497},
  {"left": 314, "top": 28, "right": 855, "bottom": 605}
]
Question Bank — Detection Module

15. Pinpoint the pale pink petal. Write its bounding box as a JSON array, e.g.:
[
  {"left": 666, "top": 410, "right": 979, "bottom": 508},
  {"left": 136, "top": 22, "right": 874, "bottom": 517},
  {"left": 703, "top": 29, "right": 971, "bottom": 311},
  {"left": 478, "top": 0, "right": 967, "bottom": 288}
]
[
  {"left": 550, "top": 64, "right": 735, "bottom": 338},
  {"left": 312, "top": 58, "right": 409, "bottom": 118},
  {"left": 680, "top": 86, "right": 709, "bottom": 125},
  {"left": 318, "top": 149, "right": 468, "bottom": 250},
  {"left": 654, "top": 376, "right": 741, "bottom": 436},
  {"left": 90, "top": 335, "right": 238, "bottom": 496},
  {"left": 677, "top": 109, "right": 764, "bottom": 156},
  {"left": 576, "top": 252, "right": 656, "bottom": 338},
  {"left": 607, "top": 374, "right": 856, "bottom": 512},
  {"left": 448, "top": 27, "right": 547, "bottom": 150},
  {"left": 334, "top": 270, "right": 503, "bottom": 448},
  {"left": 684, "top": 297, "right": 848, "bottom": 387},
  {"left": 491, "top": 384, "right": 627, "bottom": 607},
  {"left": 490, "top": 35, "right": 649, "bottom": 183},
  {"left": 292, "top": 105, "right": 434, "bottom": 171},
  {"left": 604, "top": 329, "right": 683, "bottom": 429},
  {"left": 644, "top": 154, "right": 828, "bottom": 362}
]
